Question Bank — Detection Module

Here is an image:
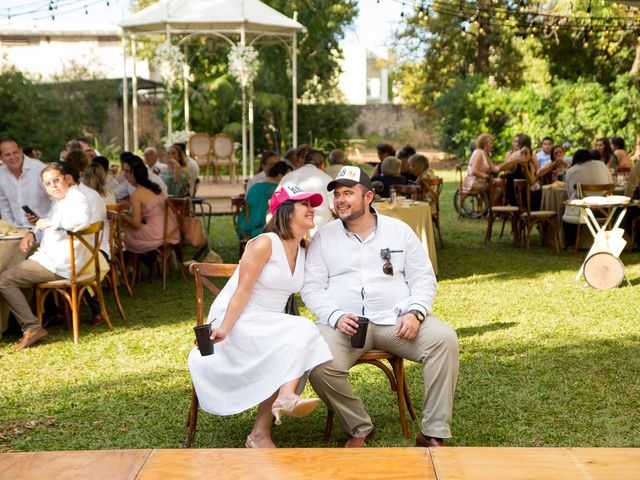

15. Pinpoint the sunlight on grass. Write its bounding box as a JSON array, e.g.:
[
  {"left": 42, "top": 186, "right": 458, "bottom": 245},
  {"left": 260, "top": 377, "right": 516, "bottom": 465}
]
[{"left": 1, "top": 171, "right": 639, "bottom": 450}]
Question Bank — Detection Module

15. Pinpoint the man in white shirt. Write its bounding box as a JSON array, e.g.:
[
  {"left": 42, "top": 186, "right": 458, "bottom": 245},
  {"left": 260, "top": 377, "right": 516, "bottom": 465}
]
[
  {"left": 535, "top": 137, "right": 554, "bottom": 168},
  {"left": 246, "top": 150, "right": 280, "bottom": 192},
  {"left": 0, "top": 163, "right": 92, "bottom": 350},
  {"left": 302, "top": 166, "right": 459, "bottom": 448},
  {"left": 277, "top": 149, "right": 334, "bottom": 235},
  {"left": 144, "top": 147, "right": 168, "bottom": 175},
  {"left": 0, "top": 137, "right": 51, "bottom": 226}
]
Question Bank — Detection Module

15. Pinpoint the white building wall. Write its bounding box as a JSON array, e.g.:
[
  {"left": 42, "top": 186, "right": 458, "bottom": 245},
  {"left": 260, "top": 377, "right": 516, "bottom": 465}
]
[{"left": 338, "top": 42, "right": 367, "bottom": 105}]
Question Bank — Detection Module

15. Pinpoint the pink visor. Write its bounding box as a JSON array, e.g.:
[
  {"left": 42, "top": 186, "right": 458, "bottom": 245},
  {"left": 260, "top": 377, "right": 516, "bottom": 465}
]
[{"left": 269, "top": 185, "right": 323, "bottom": 214}]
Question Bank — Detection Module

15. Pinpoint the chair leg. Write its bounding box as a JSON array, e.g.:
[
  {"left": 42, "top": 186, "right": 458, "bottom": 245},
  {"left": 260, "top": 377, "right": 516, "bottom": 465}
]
[
  {"left": 110, "top": 268, "right": 126, "bottom": 320},
  {"left": 35, "top": 287, "right": 44, "bottom": 327},
  {"left": 71, "top": 287, "right": 80, "bottom": 345},
  {"left": 93, "top": 282, "right": 113, "bottom": 331},
  {"left": 324, "top": 410, "right": 334, "bottom": 442},
  {"left": 403, "top": 376, "right": 417, "bottom": 420},
  {"left": 499, "top": 216, "right": 508, "bottom": 239},
  {"left": 118, "top": 251, "right": 133, "bottom": 296},
  {"left": 484, "top": 212, "right": 495, "bottom": 245},
  {"left": 391, "top": 357, "right": 411, "bottom": 439},
  {"left": 552, "top": 221, "right": 560, "bottom": 254},
  {"left": 435, "top": 216, "right": 444, "bottom": 248},
  {"left": 162, "top": 247, "right": 170, "bottom": 291},
  {"left": 184, "top": 387, "right": 199, "bottom": 448},
  {"left": 574, "top": 223, "right": 581, "bottom": 255}
]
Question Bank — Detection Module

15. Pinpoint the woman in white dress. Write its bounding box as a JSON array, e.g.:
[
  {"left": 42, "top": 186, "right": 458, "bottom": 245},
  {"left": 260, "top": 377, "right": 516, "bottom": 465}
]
[{"left": 188, "top": 185, "right": 333, "bottom": 448}]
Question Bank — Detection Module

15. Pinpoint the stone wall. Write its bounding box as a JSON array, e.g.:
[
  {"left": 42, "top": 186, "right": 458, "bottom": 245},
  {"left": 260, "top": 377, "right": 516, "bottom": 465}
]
[
  {"left": 347, "top": 104, "right": 434, "bottom": 148},
  {"left": 102, "top": 96, "right": 164, "bottom": 151}
]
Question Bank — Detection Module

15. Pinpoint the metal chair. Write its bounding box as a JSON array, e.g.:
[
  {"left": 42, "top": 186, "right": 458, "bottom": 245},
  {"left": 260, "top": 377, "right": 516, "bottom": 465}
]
[
  {"left": 185, "top": 262, "right": 238, "bottom": 447},
  {"left": 323, "top": 349, "right": 417, "bottom": 441},
  {"left": 35, "top": 221, "right": 113, "bottom": 345},
  {"left": 191, "top": 177, "right": 213, "bottom": 238},
  {"left": 454, "top": 164, "right": 486, "bottom": 219},
  {"left": 211, "top": 133, "right": 238, "bottom": 183}
]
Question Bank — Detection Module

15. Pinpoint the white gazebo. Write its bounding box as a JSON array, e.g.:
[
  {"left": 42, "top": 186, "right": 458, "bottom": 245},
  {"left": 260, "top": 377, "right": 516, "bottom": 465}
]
[{"left": 120, "top": 0, "right": 304, "bottom": 177}]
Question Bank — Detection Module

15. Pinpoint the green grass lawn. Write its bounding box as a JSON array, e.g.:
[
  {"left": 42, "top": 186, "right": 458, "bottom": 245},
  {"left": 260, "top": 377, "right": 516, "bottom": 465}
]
[{"left": 1, "top": 168, "right": 639, "bottom": 450}]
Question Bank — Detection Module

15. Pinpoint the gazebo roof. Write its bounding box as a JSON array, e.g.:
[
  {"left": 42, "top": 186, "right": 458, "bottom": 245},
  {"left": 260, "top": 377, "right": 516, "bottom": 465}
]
[{"left": 120, "top": 0, "right": 304, "bottom": 35}]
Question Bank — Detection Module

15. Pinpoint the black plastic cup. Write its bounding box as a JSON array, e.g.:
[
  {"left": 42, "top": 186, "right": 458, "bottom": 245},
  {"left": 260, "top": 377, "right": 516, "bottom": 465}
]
[
  {"left": 193, "top": 324, "right": 214, "bottom": 356},
  {"left": 350, "top": 316, "right": 369, "bottom": 349}
]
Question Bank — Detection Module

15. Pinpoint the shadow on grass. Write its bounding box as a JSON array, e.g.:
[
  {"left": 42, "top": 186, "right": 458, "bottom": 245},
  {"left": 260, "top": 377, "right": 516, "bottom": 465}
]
[{"left": 456, "top": 321, "right": 516, "bottom": 338}]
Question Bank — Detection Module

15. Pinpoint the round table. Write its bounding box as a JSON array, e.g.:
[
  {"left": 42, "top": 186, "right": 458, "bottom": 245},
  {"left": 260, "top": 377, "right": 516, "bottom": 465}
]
[{"left": 373, "top": 200, "right": 438, "bottom": 274}]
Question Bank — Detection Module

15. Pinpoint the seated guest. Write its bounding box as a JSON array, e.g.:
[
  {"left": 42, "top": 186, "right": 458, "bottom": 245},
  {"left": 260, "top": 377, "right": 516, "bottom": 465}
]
[
  {"left": 122, "top": 161, "right": 179, "bottom": 253},
  {"left": 188, "top": 185, "right": 332, "bottom": 448},
  {"left": 114, "top": 154, "right": 167, "bottom": 201},
  {"left": 595, "top": 137, "right": 615, "bottom": 165},
  {"left": 409, "top": 153, "right": 438, "bottom": 205},
  {"left": 463, "top": 133, "right": 499, "bottom": 194},
  {"left": 0, "top": 163, "right": 91, "bottom": 349},
  {"left": 246, "top": 150, "right": 280, "bottom": 192},
  {"left": 239, "top": 161, "right": 292, "bottom": 239},
  {"left": 397, "top": 145, "right": 417, "bottom": 182},
  {"left": 283, "top": 147, "right": 300, "bottom": 170},
  {"left": 174, "top": 142, "right": 200, "bottom": 194},
  {"left": 535, "top": 137, "right": 554, "bottom": 168},
  {"left": 500, "top": 134, "right": 540, "bottom": 206},
  {"left": 609, "top": 136, "right": 632, "bottom": 172},
  {"left": 278, "top": 149, "right": 334, "bottom": 235},
  {"left": 371, "top": 156, "right": 407, "bottom": 197},
  {"left": 325, "top": 149, "right": 346, "bottom": 179},
  {"left": 565, "top": 148, "right": 613, "bottom": 200},
  {"left": 144, "top": 147, "right": 168, "bottom": 175},
  {"left": 22, "top": 146, "right": 42, "bottom": 160},
  {"left": 161, "top": 144, "right": 191, "bottom": 197},
  {"left": 537, "top": 145, "right": 571, "bottom": 185},
  {"left": 93, "top": 156, "right": 120, "bottom": 192},
  {"left": 0, "top": 137, "right": 51, "bottom": 226},
  {"left": 372, "top": 143, "right": 396, "bottom": 176}
]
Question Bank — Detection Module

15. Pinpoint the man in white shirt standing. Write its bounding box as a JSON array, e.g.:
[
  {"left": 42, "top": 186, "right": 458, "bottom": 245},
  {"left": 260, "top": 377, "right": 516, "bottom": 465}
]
[
  {"left": 0, "top": 163, "right": 92, "bottom": 350},
  {"left": 277, "top": 149, "right": 334, "bottom": 235},
  {"left": 302, "top": 166, "right": 459, "bottom": 448},
  {"left": 0, "top": 137, "right": 51, "bottom": 227}
]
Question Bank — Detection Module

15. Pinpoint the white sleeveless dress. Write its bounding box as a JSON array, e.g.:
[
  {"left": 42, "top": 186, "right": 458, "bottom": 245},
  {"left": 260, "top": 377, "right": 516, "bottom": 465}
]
[{"left": 187, "top": 232, "right": 333, "bottom": 415}]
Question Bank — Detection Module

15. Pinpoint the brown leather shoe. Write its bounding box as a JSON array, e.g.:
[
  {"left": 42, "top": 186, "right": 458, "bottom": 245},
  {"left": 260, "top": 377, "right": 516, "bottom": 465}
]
[
  {"left": 344, "top": 430, "right": 374, "bottom": 448},
  {"left": 16, "top": 327, "right": 48, "bottom": 350},
  {"left": 416, "top": 432, "right": 444, "bottom": 447},
  {"left": 90, "top": 313, "right": 104, "bottom": 326}
]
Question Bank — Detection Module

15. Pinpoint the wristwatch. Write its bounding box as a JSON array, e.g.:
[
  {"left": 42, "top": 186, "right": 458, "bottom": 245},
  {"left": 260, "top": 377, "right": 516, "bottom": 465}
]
[{"left": 407, "top": 309, "right": 425, "bottom": 322}]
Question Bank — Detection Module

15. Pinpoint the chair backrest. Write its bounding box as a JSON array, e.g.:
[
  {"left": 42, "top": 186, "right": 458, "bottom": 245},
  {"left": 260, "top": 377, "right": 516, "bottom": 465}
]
[
  {"left": 456, "top": 164, "right": 464, "bottom": 190},
  {"left": 576, "top": 183, "right": 614, "bottom": 198},
  {"left": 189, "top": 263, "right": 237, "bottom": 326},
  {"left": 106, "top": 204, "right": 125, "bottom": 256},
  {"left": 66, "top": 221, "right": 104, "bottom": 283},
  {"left": 426, "top": 177, "right": 443, "bottom": 210},
  {"left": 164, "top": 197, "right": 191, "bottom": 245},
  {"left": 211, "top": 133, "right": 235, "bottom": 160},
  {"left": 514, "top": 178, "right": 531, "bottom": 214},
  {"left": 390, "top": 184, "right": 421, "bottom": 200},
  {"left": 189, "top": 133, "right": 212, "bottom": 157},
  {"left": 231, "top": 194, "right": 250, "bottom": 239},
  {"left": 485, "top": 176, "right": 506, "bottom": 208}
]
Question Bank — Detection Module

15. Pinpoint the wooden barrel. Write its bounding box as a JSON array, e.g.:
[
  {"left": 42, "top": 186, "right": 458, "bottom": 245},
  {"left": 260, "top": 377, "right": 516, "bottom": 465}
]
[{"left": 583, "top": 252, "right": 624, "bottom": 289}]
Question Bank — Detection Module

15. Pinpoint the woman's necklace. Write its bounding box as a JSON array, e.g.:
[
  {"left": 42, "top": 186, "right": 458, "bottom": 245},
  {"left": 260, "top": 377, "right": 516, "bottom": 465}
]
[{"left": 282, "top": 241, "right": 298, "bottom": 274}]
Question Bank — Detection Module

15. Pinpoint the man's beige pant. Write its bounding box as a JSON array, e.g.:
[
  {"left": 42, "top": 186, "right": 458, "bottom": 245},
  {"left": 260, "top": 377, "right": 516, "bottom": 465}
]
[
  {"left": 0, "top": 259, "right": 58, "bottom": 332},
  {"left": 310, "top": 316, "right": 459, "bottom": 439}
]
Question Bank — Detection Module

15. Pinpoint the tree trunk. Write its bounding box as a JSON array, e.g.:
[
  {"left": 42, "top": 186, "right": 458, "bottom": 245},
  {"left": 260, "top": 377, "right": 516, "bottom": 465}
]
[{"left": 475, "top": 0, "right": 490, "bottom": 75}]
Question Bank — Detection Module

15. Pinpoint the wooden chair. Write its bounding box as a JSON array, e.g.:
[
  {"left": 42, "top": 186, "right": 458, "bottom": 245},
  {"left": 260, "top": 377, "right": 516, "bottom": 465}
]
[
  {"left": 389, "top": 184, "right": 421, "bottom": 200},
  {"left": 426, "top": 177, "right": 445, "bottom": 248},
  {"left": 514, "top": 179, "right": 560, "bottom": 253},
  {"left": 324, "top": 349, "right": 417, "bottom": 440},
  {"left": 189, "top": 133, "right": 213, "bottom": 181},
  {"left": 455, "top": 164, "right": 485, "bottom": 219},
  {"left": 160, "top": 197, "right": 189, "bottom": 290},
  {"left": 231, "top": 195, "right": 250, "bottom": 258},
  {"left": 211, "top": 133, "right": 238, "bottom": 183},
  {"left": 185, "top": 262, "right": 238, "bottom": 448},
  {"left": 35, "top": 221, "right": 113, "bottom": 345},
  {"left": 105, "top": 204, "right": 130, "bottom": 320},
  {"left": 484, "top": 176, "right": 520, "bottom": 246},
  {"left": 572, "top": 183, "right": 615, "bottom": 254}
]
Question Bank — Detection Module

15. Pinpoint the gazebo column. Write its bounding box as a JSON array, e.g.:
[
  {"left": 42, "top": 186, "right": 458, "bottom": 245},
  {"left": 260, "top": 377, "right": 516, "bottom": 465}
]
[
  {"left": 122, "top": 34, "right": 129, "bottom": 151},
  {"left": 183, "top": 44, "right": 190, "bottom": 132},
  {"left": 249, "top": 84, "right": 254, "bottom": 177},
  {"left": 240, "top": 29, "right": 247, "bottom": 179},
  {"left": 131, "top": 34, "right": 139, "bottom": 153},
  {"left": 292, "top": 12, "right": 298, "bottom": 148},
  {"left": 166, "top": 25, "right": 173, "bottom": 143}
]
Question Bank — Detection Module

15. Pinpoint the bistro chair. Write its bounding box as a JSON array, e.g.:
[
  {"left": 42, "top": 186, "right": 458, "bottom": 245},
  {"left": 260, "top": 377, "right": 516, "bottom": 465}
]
[
  {"left": 189, "top": 133, "right": 213, "bottom": 181},
  {"left": 211, "top": 133, "right": 238, "bottom": 183},
  {"left": 106, "top": 204, "right": 130, "bottom": 319},
  {"left": 454, "top": 164, "right": 485, "bottom": 219},
  {"left": 484, "top": 176, "right": 520, "bottom": 246},
  {"left": 185, "top": 262, "right": 238, "bottom": 447},
  {"left": 324, "top": 350, "right": 417, "bottom": 441},
  {"left": 231, "top": 194, "right": 250, "bottom": 258},
  {"left": 426, "top": 177, "right": 445, "bottom": 248},
  {"left": 191, "top": 177, "right": 213, "bottom": 238},
  {"left": 160, "top": 197, "right": 189, "bottom": 290},
  {"left": 35, "top": 221, "right": 113, "bottom": 345},
  {"left": 514, "top": 179, "right": 560, "bottom": 253}
]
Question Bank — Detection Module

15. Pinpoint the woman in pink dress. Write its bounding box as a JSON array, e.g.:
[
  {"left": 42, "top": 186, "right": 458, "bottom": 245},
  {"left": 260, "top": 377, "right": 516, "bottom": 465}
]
[
  {"left": 122, "top": 161, "right": 179, "bottom": 253},
  {"left": 463, "top": 133, "right": 499, "bottom": 194}
]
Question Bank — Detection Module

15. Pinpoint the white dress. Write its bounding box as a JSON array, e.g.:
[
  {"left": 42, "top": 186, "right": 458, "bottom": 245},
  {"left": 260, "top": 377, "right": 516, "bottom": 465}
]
[{"left": 188, "top": 232, "right": 333, "bottom": 415}]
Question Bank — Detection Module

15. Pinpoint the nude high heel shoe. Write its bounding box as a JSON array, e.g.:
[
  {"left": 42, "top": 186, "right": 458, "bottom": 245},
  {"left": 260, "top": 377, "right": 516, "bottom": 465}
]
[
  {"left": 271, "top": 397, "right": 321, "bottom": 425},
  {"left": 245, "top": 435, "right": 258, "bottom": 448}
]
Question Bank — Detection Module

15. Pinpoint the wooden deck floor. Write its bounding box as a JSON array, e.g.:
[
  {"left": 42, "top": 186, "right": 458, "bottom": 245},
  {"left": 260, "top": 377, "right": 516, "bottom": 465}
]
[{"left": 1, "top": 447, "right": 638, "bottom": 479}]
